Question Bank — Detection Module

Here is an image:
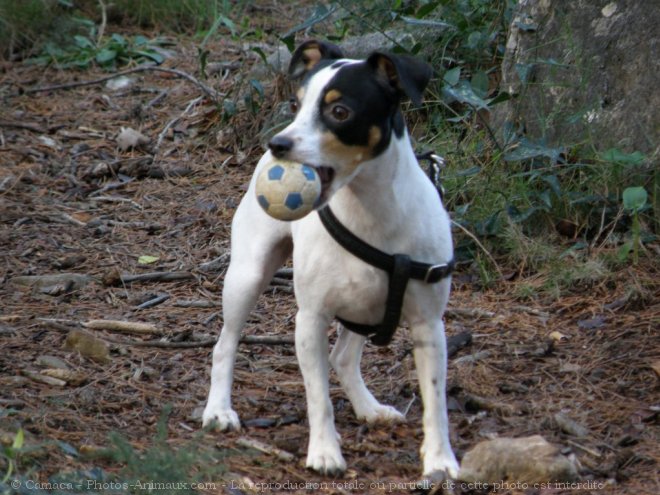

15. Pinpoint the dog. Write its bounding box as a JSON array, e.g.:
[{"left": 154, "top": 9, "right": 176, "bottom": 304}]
[{"left": 203, "top": 39, "right": 459, "bottom": 480}]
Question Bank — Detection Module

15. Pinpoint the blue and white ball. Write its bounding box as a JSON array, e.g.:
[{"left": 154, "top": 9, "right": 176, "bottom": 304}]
[{"left": 255, "top": 159, "right": 321, "bottom": 221}]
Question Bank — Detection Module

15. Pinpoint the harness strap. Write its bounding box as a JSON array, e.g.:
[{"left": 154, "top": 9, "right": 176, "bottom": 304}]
[
  {"left": 318, "top": 206, "right": 454, "bottom": 346},
  {"left": 318, "top": 206, "right": 454, "bottom": 283}
]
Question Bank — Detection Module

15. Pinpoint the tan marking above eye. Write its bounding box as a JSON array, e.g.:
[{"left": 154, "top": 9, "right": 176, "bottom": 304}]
[
  {"left": 296, "top": 87, "right": 306, "bottom": 102},
  {"left": 324, "top": 89, "right": 343, "bottom": 104}
]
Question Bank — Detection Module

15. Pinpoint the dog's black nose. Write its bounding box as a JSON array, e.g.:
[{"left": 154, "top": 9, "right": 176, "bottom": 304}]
[{"left": 268, "top": 135, "right": 294, "bottom": 157}]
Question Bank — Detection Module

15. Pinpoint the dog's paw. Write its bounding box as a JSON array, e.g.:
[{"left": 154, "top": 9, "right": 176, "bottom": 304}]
[
  {"left": 202, "top": 406, "right": 241, "bottom": 432},
  {"left": 306, "top": 444, "right": 346, "bottom": 476},
  {"left": 422, "top": 452, "right": 459, "bottom": 480},
  {"left": 357, "top": 404, "right": 406, "bottom": 425},
  {"left": 415, "top": 469, "right": 456, "bottom": 495}
]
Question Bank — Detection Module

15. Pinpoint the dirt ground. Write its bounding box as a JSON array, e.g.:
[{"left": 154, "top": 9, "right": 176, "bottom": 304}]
[{"left": 1, "top": 19, "right": 659, "bottom": 495}]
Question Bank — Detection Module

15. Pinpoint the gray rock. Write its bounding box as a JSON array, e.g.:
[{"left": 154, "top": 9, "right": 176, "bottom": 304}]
[
  {"left": 492, "top": 0, "right": 659, "bottom": 158},
  {"left": 554, "top": 412, "right": 590, "bottom": 437},
  {"left": 254, "top": 29, "right": 434, "bottom": 77},
  {"left": 36, "top": 355, "right": 70, "bottom": 370},
  {"left": 459, "top": 435, "right": 578, "bottom": 484}
]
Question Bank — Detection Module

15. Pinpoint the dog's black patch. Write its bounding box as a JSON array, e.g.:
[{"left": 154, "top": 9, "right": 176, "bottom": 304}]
[{"left": 318, "top": 61, "right": 406, "bottom": 158}]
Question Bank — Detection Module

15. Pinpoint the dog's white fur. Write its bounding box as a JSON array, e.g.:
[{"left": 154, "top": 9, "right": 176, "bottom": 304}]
[{"left": 203, "top": 60, "right": 458, "bottom": 478}]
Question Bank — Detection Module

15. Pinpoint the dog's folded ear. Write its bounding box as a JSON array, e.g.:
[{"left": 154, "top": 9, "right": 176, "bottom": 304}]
[
  {"left": 367, "top": 53, "right": 432, "bottom": 107},
  {"left": 289, "top": 40, "right": 344, "bottom": 79}
]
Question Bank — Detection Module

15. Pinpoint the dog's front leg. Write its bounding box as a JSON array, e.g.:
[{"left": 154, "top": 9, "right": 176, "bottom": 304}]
[
  {"left": 411, "top": 318, "right": 459, "bottom": 479},
  {"left": 295, "top": 310, "right": 346, "bottom": 475},
  {"left": 203, "top": 206, "right": 291, "bottom": 431},
  {"left": 202, "top": 260, "right": 261, "bottom": 431}
]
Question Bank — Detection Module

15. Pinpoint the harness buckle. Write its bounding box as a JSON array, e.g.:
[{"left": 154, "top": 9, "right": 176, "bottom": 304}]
[{"left": 424, "top": 263, "right": 450, "bottom": 283}]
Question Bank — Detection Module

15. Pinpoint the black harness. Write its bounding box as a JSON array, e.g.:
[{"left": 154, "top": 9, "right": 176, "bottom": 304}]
[{"left": 318, "top": 152, "right": 454, "bottom": 346}]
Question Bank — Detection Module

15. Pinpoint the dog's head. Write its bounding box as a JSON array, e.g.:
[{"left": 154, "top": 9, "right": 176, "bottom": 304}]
[{"left": 268, "top": 40, "right": 432, "bottom": 205}]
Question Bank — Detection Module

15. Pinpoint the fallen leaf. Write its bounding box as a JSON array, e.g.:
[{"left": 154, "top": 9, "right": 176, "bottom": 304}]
[
  {"left": 651, "top": 361, "right": 660, "bottom": 378},
  {"left": 559, "top": 362, "right": 581, "bottom": 373},
  {"left": 138, "top": 255, "right": 160, "bottom": 265},
  {"left": 549, "top": 331, "right": 568, "bottom": 342}
]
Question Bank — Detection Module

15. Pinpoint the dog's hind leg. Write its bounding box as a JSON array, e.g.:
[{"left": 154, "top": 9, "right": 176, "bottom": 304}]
[
  {"left": 330, "top": 326, "right": 405, "bottom": 424},
  {"left": 203, "top": 203, "right": 291, "bottom": 431}
]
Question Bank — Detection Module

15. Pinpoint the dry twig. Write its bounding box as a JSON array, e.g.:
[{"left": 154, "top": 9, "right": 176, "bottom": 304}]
[
  {"left": 24, "top": 65, "right": 223, "bottom": 102},
  {"left": 83, "top": 319, "right": 160, "bottom": 334}
]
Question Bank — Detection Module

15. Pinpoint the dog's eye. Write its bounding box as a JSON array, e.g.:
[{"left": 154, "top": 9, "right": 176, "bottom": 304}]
[
  {"left": 289, "top": 98, "right": 298, "bottom": 114},
  {"left": 330, "top": 104, "right": 350, "bottom": 122}
]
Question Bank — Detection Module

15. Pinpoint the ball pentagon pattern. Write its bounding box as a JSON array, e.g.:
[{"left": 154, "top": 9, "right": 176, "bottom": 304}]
[{"left": 255, "top": 159, "right": 322, "bottom": 221}]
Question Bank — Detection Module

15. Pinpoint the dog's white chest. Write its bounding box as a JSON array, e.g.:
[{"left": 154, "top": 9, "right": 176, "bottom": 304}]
[{"left": 292, "top": 232, "right": 389, "bottom": 324}]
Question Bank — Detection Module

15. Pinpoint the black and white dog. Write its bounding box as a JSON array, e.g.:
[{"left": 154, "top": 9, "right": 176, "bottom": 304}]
[{"left": 203, "top": 40, "right": 458, "bottom": 479}]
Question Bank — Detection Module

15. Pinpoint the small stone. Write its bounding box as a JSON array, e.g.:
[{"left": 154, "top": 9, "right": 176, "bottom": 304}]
[
  {"left": 36, "top": 355, "right": 70, "bottom": 370},
  {"left": 64, "top": 330, "right": 111, "bottom": 364},
  {"left": 601, "top": 2, "right": 617, "bottom": 17},
  {"left": 106, "top": 76, "right": 135, "bottom": 91},
  {"left": 559, "top": 362, "right": 581, "bottom": 373},
  {"left": 554, "top": 412, "right": 590, "bottom": 437},
  {"left": 116, "top": 127, "right": 150, "bottom": 151}
]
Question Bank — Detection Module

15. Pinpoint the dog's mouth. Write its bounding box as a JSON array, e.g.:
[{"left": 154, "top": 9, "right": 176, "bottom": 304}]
[{"left": 311, "top": 165, "right": 335, "bottom": 205}]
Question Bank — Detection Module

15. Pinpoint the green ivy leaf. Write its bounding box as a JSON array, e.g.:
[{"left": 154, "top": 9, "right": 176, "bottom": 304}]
[
  {"left": 443, "top": 67, "right": 461, "bottom": 86},
  {"left": 471, "top": 70, "right": 489, "bottom": 99},
  {"left": 132, "top": 50, "right": 164, "bottom": 64},
  {"left": 111, "top": 33, "right": 127, "bottom": 46},
  {"left": 73, "top": 35, "right": 94, "bottom": 49},
  {"left": 504, "top": 138, "right": 562, "bottom": 163},
  {"left": 443, "top": 80, "right": 489, "bottom": 109},
  {"left": 133, "top": 35, "right": 149, "bottom": 47},
  {"left": 599, "top": 148, "right": 645, "bottom": 165},
  {"left": 622, "top": 186, "right": 648, "bottom": 212},
  {"left": 95, "top": 48, "right": 117, "bottom": 65}
]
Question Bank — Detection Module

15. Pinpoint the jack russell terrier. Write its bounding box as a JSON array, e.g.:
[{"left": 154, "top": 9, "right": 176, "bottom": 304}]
[{"left": 203, "top": 39, "right": 459, "bottom": 480}]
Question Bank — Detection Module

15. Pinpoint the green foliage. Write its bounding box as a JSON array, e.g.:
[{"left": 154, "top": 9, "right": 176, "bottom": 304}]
[
  {"left": 1, "top": 0, "right": 249, "bottom": 60},
  {"left": 0, "top": 0, "right": 78, "bottom": 58},
  {"left": 1, "top": 407, "right": 228, "bottom": 495},
  {"left": 308, "top": 1, "right": 656, "bottom": 283},
  {"left": 109, "top": 0, "right": 240, "bottom": 34},
  {"left": 619, "top": 186, "right": 649, "bottom": 264},
  {"left": 29, "top": 31, "right": 169, "bottom": 69},
  {"left": 100, "top": 405, "right": 225, "bottom": 493},
  {"left": 1, "top": 428, "right": 24, "bottom": 483}
]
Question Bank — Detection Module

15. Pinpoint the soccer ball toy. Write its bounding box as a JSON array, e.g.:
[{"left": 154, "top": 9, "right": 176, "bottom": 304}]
[{"left": 255, "top": 159, "right": 321, "bottom": 221}]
